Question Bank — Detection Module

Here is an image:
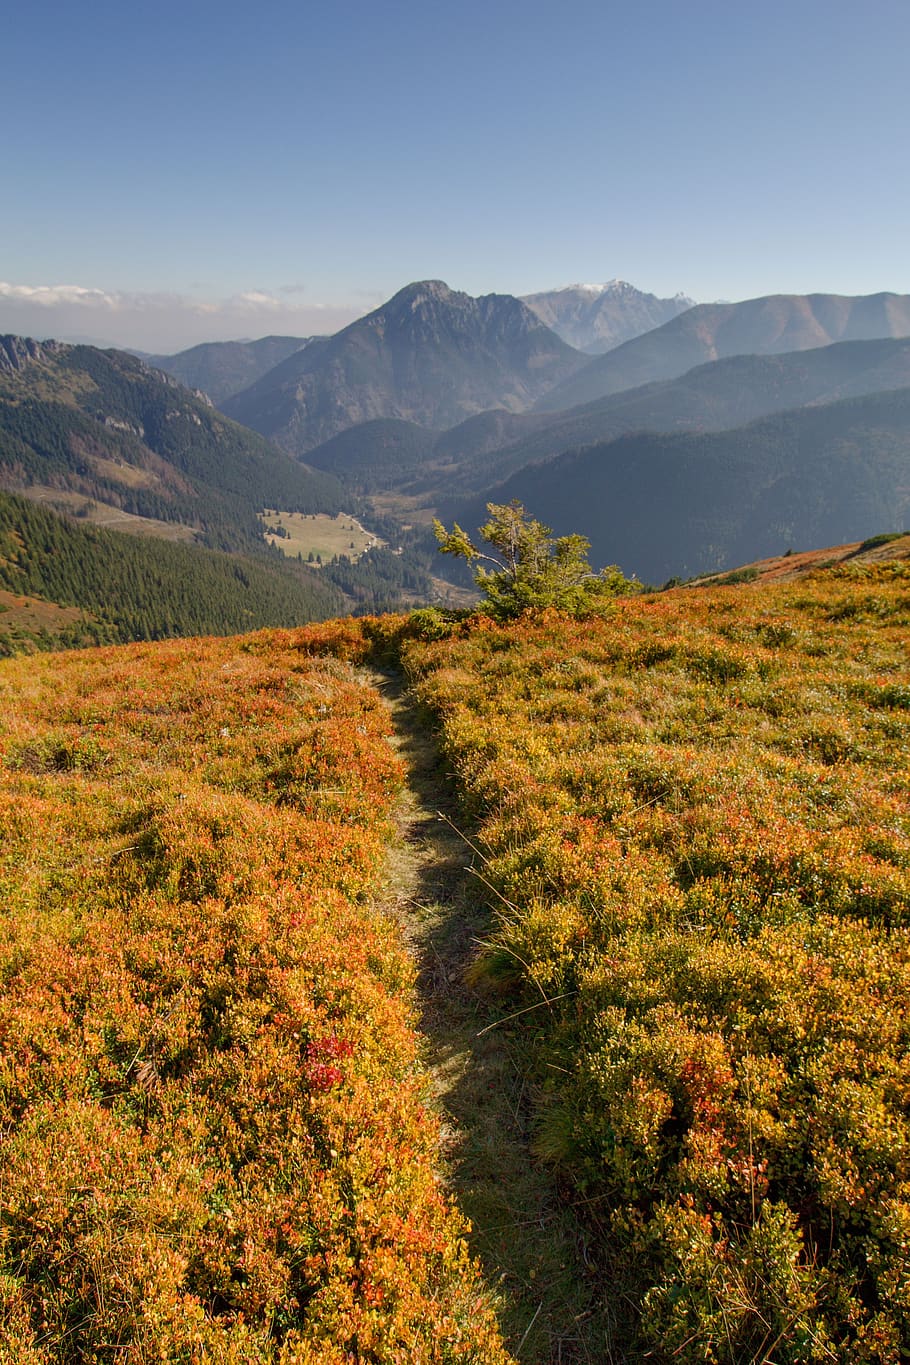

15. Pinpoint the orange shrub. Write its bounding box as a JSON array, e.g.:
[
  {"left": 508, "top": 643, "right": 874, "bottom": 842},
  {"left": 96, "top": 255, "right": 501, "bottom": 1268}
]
[
  {"left": 402, "top": 568, "right": 910, "bottom": 1361},
  {"left": 0, "top": 626, "right": 510, "bottom": 1363}
]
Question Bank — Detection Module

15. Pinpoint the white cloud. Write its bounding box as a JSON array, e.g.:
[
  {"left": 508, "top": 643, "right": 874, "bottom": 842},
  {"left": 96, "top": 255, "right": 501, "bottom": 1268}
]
[
  {"left": 234, "top": 290, "right": 283, "bottom": 308},
  {"left": 0, "top": 282, "right": 118, "bottom": 309},
  {"left": 0, "top": 280, "right": 367, "bottom": 351}
]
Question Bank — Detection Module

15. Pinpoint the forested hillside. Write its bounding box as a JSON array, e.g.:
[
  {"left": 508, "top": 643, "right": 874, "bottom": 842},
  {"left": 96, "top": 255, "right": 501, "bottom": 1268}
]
[
  {"left": 454, "top": 386, "right": 910, "bottom": 582},
  {"left": 0, "top": 491, "right": 344, "bottom": 653},
  {"left": 0, "top": 336, "right": 346, "bottom": 551}
]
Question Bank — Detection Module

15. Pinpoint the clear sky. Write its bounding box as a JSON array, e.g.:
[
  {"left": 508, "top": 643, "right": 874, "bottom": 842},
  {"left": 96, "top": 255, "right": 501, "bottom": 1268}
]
[{"left": 3, "top": 0, "right": 909, "bottom": 350}]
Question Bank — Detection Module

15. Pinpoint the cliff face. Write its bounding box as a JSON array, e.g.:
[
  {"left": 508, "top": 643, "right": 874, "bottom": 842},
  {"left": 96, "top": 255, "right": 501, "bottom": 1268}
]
[{"left": 0, "top": 335, "right": 67, "bottom": 374}]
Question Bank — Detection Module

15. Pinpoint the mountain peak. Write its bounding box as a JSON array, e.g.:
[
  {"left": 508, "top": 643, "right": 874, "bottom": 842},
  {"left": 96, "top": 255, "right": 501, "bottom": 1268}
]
[
  {"left": 386, "top": 280, "right": 458, "bottom": 308},
  {"left": 520, "top": 283, "right": 695, "bottom": 353},
  {"left": 223, "top": 281, "right": 586, "bottom": 455}
]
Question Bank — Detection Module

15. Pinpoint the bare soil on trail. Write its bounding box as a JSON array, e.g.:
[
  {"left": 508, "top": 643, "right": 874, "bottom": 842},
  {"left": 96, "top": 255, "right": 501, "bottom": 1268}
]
[{"left": 367, "top": 669, "right": 619, "bottom": 1364}]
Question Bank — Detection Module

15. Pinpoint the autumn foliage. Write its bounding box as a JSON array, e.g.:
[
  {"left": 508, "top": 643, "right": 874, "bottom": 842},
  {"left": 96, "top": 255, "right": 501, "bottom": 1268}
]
[
  {"left": 0, "top": 624, "right": 510, "bottom": 1362},
  {"left": 3, "top": 559, "right": 910, "bottom": 1361},
  {"left": 402, "top": 562, "right": 910, "bottom": 1362}
]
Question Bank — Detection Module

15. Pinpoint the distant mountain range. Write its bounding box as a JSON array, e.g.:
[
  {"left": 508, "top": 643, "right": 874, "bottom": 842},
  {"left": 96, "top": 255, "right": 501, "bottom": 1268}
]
[
  {"left": 435, "top": 335, "right": 910, "bottom": 499},
  {"left": 301, "top": 336, "right": 910, "bottom": 507},
  {"left": 5, "top": 272, "right": 910, "bottom": 619},
  {"left": 521, "top": 281, "right": 694, "bottom": 353},
  {"left": 537, "top": 291, "right": 910, "bottom": 410},
  {"left": 146, "top": 335, "right": 317, "bottom": 405},
  {"left": 221, "top": 281, "right": 588, "bottom": 456}
]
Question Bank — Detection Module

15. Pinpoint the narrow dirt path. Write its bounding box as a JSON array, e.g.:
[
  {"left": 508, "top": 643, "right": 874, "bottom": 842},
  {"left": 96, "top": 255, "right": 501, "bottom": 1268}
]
[{"left": 367, "top": 668, "right": 616, "bottom": 1364}]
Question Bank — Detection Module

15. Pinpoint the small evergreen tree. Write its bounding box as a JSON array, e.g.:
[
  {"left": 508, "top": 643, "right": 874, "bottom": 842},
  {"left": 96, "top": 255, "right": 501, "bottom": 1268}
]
[{"left": 434, "top": 500, "right": 631, "bottom": 619}]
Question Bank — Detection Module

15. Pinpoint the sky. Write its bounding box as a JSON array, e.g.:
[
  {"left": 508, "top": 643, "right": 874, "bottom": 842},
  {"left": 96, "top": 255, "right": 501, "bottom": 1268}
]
[{"left": 3, "top": 0, "right": 909, "bottom": 351}]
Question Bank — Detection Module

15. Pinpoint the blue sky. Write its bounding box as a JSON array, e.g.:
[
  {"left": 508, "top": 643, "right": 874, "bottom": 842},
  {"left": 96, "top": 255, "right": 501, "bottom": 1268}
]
[{"left": 3, "top": 0, "right": 909, "bottom": 349}]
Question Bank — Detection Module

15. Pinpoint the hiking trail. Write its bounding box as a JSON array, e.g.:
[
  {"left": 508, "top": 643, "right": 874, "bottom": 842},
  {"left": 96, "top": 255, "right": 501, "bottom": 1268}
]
[{"left": 366, "top": 667, "right": 616, "bottom": 1364}]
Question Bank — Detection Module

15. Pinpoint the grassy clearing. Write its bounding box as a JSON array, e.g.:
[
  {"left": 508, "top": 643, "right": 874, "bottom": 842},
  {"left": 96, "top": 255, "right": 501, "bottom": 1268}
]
[
  {"left": 260, "top": 510, "right": 384, "bottom": 563},
  {"left": 0, "top": 588, "right": 88, "bottom": 630},
  {"left": 83, "top": 453, "right": 163, "bottom": 489},
  {"left": 17, "top": 484, "right": 198, "bottom": 540}
]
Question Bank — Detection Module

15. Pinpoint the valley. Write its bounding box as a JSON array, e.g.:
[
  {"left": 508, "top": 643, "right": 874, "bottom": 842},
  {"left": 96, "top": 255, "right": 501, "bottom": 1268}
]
[{"left": 6, "top": 280, "right": 910, "bottom": 636}]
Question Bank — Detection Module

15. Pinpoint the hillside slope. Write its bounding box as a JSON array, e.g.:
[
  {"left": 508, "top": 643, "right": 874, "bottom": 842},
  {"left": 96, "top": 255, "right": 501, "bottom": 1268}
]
[
  {"left": 0, "top": 336, "right": 345, "bottom": 550},
  {"left": 0, "top": 628, "right": 511, "bottom": 1360},
  {"left": 437, "top": 335, "right": 910, "bottom": 499},
  {"left": 222, "top": 280, "right": 588, "bottom": 457},
  {"left": 538, "top": 290, "right": 910, "bottom": 410},
  {"left": 456, "top": 386, "right": 910, "bottom": 583},
  {"left": 146, "top": 334, "right": 316, "bottom": 404},
  {"left": 403, "top": 567, "right": 910, "bottom": 1359}
]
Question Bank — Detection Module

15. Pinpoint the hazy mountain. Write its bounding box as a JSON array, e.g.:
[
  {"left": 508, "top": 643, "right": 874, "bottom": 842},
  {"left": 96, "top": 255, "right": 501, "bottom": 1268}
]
[
  {"left": 222, "top": 281, "right": 589, "bottom": 457},
  {"left": 0, "top": 335, "right": 345, "bottom": 551},
  {"left": 521, "top": 280, "right": 694, "bottom": 353},
  {"left": 430, "top": 408, "right": 558, "bottom": 465},
  {"left": 147, "top": 335, "right": 317, "bottom": 405},
  {"left": 436, "top": 336, "right": 910, "bottom": 499},
  {"left": 452, "top": 386, "right": 910, "bottom": 584},
  {"left": 303, "top": 408, "right": 558, "bottom": 494},
  {"left": 537, "top": 291, "right": 910, "bottom": 410},
  {"left": 302, "top": 419, "right": 439, "bottom": 493}
]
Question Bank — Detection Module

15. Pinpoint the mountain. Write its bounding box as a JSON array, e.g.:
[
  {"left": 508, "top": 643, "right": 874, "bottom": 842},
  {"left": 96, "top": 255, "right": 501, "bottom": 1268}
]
[
  {"left": 221, "top": 281, "right": 589, "bottom": 457},
  {"left": 303, "top": 408, "right": 557, "bottom": 495},
  {"left": 300, "top": 419, "right": 439, "bottom": 493},
  {"left": 147, "top": 335, "right": 317, "bottom": 405},
  {"left": 537, "top": 291, "right": 910, "bottom": 410},
  {"left": 0, "top": 336, "right": 345, "bottom": 551},
  {"left": 521, "top": 280, "right": 694, "bottom": 353},
  {"left": 452, "top": 386, "right": 910, "bottom": 584},
  {"left": 434, "top": 336, "right": 910, "bottom": 500}
]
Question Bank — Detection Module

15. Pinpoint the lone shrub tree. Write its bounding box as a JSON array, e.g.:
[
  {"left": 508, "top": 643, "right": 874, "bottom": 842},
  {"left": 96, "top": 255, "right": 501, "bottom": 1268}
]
[{"left": 434, "top": 500, "right": 631, "bottom": 619}]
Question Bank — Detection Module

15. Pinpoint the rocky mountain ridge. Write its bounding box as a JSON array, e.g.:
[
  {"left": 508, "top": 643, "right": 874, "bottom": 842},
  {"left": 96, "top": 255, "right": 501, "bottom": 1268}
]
[{"left": 521, "top": 279, "right": 695, "bottom": 352}]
